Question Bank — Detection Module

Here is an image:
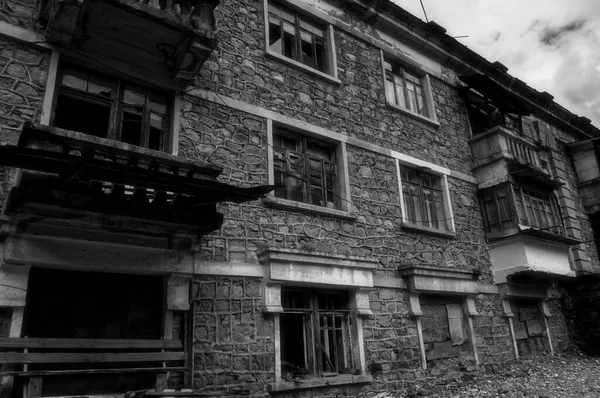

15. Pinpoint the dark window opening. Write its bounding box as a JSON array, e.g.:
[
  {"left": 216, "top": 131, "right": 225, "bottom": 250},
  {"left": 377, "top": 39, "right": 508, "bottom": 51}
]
[
  {"left": 53, "top": 65, "right": 170, "bottom": 151},
  {"left": 280, "top": 289, "right": 353, "bottom": 378}
]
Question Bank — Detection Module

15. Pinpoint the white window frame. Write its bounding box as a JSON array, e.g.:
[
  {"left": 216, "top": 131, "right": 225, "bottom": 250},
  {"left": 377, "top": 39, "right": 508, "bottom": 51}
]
[
  {"left": 263, "top": 0, "right": 340, "bottom": 85},
  {"left": 380, "top": 50, "right": 438, "bottom": 126},
  {"left": 396, "top": 159, "right": 455, "bottom": 237},
  {"left": 264, "top": 119, "right": 353, "bottom": 219}
]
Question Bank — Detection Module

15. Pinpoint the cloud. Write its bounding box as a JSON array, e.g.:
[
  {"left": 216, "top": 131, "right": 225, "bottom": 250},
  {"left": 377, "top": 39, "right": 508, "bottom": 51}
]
[{"left": 539, "top": 19, "right": 586, "bottom": 47}]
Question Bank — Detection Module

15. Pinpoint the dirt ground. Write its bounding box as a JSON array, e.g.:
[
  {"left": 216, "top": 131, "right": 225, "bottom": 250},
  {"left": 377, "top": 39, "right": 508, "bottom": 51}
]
[{"left": 406, "top": 350, "right": 600, "bottom": 398}]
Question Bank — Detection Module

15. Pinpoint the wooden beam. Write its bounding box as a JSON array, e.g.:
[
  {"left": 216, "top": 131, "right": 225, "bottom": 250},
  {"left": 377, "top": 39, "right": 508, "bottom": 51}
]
[
  {"left": 0, "top": 352, "right": 185, "bottom": 364},
  {"left": 0, "top": 338, "right": 182, "bottom": 350},
  {"left": 0, "top": 366, "right": 188, "bottom": 377}
]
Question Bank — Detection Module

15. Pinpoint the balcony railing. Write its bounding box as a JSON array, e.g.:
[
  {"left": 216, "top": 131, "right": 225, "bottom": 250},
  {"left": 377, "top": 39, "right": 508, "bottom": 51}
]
[{"left": 470, "top": 126, "right": 552, "bottom": 182}]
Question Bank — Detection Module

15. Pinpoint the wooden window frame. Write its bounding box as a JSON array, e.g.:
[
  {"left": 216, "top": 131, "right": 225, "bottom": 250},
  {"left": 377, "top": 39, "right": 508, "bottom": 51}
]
[
  {"left": 52, "top": 64, "right": 171, "bottom": 152},
  {"left": 399, "top": 166, "right": 449, "bottom": 231},
  {"left": 480, "top": 183, "right": 565, "bottom": 238},
  {"left": 272, "top": 126, "right": 340, "bottom": 210},
  {"left": 280, "top": 288, "right": 352, "bottom": 378}
]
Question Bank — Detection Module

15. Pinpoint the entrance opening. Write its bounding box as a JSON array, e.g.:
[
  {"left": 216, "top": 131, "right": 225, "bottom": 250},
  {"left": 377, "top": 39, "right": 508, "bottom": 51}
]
[{"left": 22, "top": 268, "right": 164, "bottom": 396}]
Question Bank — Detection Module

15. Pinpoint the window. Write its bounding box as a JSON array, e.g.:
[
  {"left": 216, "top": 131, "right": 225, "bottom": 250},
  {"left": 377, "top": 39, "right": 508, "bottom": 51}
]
[
  {"left": 53, "top": 65, "right": 170, "bottom": 151},
  {"left": 280, "top": 288, "right": 353, "bottom": 378},
  {"left": 273, "top": 127, "right": 339, "bottom": 209},
  {"left": 400, "top": 166, "right": 449, "bottom": 231},
  {"left": 267, "top": 1, "right": 329, "bottom": 74},
  {"left": 384, "top": 59, "right": 429, "bottom": 117},
  {"left": 481, "top": 183, "right": 564, "bottom": 237}
]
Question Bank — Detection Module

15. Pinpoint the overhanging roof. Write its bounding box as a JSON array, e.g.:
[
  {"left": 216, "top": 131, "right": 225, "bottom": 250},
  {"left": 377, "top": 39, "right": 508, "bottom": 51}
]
[{"left": 460, "top": 74, "right": 531, "bottom": 116}]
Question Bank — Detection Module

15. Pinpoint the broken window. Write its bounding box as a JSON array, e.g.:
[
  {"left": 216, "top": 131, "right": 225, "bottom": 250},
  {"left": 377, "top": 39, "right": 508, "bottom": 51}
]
[
  {"left": 53, "top": 65, "right": 170, "bottom": 151},
  {"left": 480, "top": 183, "right": 564, "bottom": 237},
  {"left": 400, "top": 166, "right": 449, "bottom": 231},
  {"left": 273, "top": 126, "right": 339, "bottom": 209},
  {"left": 268, "top": 1, "right": 329, "bottom": 73},
  {"left": 384, "top": 59, "right": 429, "bottom": 117},
  {"left": 465, "top": 91, "right": 531, "bottom": 137},
  {"left": 280, "top": 289, "right": 353, "bottom": 378}
]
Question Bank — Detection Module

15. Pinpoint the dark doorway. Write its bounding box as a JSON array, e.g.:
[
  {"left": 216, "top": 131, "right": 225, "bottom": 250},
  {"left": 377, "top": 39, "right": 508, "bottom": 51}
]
[{"left": 22, "top": 268, "right": 164, "bottom": 396}]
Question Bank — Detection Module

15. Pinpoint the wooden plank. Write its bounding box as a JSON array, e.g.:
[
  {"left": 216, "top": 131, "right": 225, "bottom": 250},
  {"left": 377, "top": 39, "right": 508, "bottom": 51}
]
[
  {"left": 0, "top": 351, "right": 185, "bottom": 364},
  {"left": 446, "top": 303, "right": 466, "bottom": 346},
  {"left": 0, "top": 366, "right": 188, "bottom": 377},
  {"left": 0, "top": 338, "right": 182, "bottom": 350},
  {"left": 143, "top": 390, "right": 250, "bottom": 396}
]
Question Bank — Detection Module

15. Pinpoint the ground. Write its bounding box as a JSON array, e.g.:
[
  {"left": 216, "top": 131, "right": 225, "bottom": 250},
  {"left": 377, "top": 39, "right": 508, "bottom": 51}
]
[{"left": 400, "top": 350, "right": 600, "bottom": 397}]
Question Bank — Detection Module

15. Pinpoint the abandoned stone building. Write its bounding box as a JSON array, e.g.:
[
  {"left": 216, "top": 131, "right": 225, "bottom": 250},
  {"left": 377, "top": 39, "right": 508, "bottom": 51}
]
[{"left": 1, "top": 0, "right": 600, "bottom": 397}]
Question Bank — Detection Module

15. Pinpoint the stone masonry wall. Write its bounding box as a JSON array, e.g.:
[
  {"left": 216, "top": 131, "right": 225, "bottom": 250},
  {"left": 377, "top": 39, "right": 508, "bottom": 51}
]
[
  {"left": 192, "top": 276, "right": 274, "bottom": 396},
  {"left": 365, "top": 288, "right": 422, "bottom": 392},
  {"left": 0, "top": 38, "right": 49, "bottom": 205},
  {"left": 473, "top": 294, "right": 515, "bottom": 372}
]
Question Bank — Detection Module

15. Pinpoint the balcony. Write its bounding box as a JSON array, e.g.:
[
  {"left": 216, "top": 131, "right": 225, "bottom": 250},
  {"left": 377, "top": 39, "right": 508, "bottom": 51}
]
[
  {"left": 469, "top": 126, "right": 555, "bottom": 188},
  {"left": 489, "top": 234, "right": 575, "bottom": 283},
  {"left": 0, "top": 123, "right": 273, "bottom": 246},
  {"left": 38, "top": 0, "right": 218, "bottom": 84}
]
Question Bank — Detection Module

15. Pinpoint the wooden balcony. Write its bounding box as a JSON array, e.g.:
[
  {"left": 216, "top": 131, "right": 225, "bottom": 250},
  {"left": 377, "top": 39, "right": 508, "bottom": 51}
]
[
  {"left": 0, "top": 123, "right": 273, "bottom": 245},
  {"left": 469, "top": 126, "right": 556, "bottom": 188},
  {"left": 38, "top": 0, "right": 219, "bottom": 84}
]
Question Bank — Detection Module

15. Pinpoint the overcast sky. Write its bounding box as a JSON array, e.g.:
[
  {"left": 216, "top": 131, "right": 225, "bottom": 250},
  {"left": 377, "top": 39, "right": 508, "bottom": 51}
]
[{"left": 395, "top": 0, "right": 600, "bottom": 127}]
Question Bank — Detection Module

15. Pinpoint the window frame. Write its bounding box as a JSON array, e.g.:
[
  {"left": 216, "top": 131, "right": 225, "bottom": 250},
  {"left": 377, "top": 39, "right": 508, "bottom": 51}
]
[
  {"left": 480, "top": 182, "right": 565, "bottom": 239},
  {"left": 49, "top": 62, "right": 175, "bottom": 153},
  {"left": 380, "top": 51, "right": 438, "bottom": 126},
  {"left": 265, "top": 120, "right": 353, "bottom": 219},
  {"left": 280, "top": 288, "right": 352, "bottom": 378},
  {"left": 397, "top": 161, "right": 455, "bottom": 237},
  {"left": 263, "top": 0, "right": 340, "bottom": 84}
]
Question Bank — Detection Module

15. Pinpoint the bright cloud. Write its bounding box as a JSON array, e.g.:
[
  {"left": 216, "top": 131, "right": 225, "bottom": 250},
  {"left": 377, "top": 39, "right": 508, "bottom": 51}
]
[{"left": 394, "top": 0, "right": 600, "bottom": 127}]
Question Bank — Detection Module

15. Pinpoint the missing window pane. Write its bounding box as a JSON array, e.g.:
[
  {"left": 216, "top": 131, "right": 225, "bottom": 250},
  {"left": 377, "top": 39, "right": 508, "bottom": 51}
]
[
  {"left": 54, "top": 94, "right": 110, "bottom": 138},
  {"left": 121, "top": 111, "right": 143, "bottom": 146}
]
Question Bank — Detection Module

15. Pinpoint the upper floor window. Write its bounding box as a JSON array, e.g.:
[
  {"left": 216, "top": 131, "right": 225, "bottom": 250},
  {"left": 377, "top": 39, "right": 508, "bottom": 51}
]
[
  {"left": 53, "top": 65, "right": 170, "bottom": 152},
  {"left": 266, "top": 1, "right": 337, "bottom": 80},
  {"left": 481, "top": 183, "right": 564, "bottom": 238},
  {"left": 400, "top": 166, "right": 450, "bottom": 232},
  {"left": 273, "top": 127, "right": 339, "bottom": 209},
  {"left": 384, "top": 59, "right": 429, "bottom": 117},
  {"left": 281, "top": 288, "right": 352, "bottom": 378}
]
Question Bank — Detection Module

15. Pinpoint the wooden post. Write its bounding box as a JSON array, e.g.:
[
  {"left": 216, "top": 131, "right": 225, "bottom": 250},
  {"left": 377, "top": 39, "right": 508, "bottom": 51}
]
[
  {"left": 463, "top": 296, "right": 480, "bottom": 366},
  {"left": 502, "top": 299, "right": 519, "bottom": 359},
  {"left": 408, "top": 293, "right": 426, "bottom": 370},
  {"left": 539, "top": 300, "right": 554, "bottom": 356}
]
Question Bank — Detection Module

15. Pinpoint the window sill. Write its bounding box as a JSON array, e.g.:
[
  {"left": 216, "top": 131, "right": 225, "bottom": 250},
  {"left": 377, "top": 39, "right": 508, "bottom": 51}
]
[
  {"left": 267, "top": 374, "right": 372, "bottom": 393},
  {"left": 386, "top": 102, "right": 440, "bottom": 127},
  {"left": 400, "top": 222, "right": 455, "bottom": 238},
  {"left": 262, "top": 196, "right": 356, "bottom": 221},
  {"left": 265, "top": 50, "right": 341, "bottom": 86}
]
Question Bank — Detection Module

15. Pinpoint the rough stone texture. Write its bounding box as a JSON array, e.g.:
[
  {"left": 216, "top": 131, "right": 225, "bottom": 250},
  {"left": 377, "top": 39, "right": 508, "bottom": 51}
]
[
  {"left": 0, "top": 39, "right": 48, "bottom": 205},
  {"left": 199, "top": 0, "right": 474, "bottom": 175},
  {"left": 473, "top": 294, "right": 514, "bottom": 372},
  {"left": 192, "top": 276, "right": 274, "bottom": 396},
  {"left": 364, "top": 288, "right": 422, "bottom": 392},
  {"left": 0, "top": 0, "right": 38, "bottom": 29}
]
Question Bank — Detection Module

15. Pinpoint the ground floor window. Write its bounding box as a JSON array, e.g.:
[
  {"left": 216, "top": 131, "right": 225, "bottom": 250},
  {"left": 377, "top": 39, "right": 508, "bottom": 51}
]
[{"left": 280, "top": 288, "right": 353, "bottom": 378}]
